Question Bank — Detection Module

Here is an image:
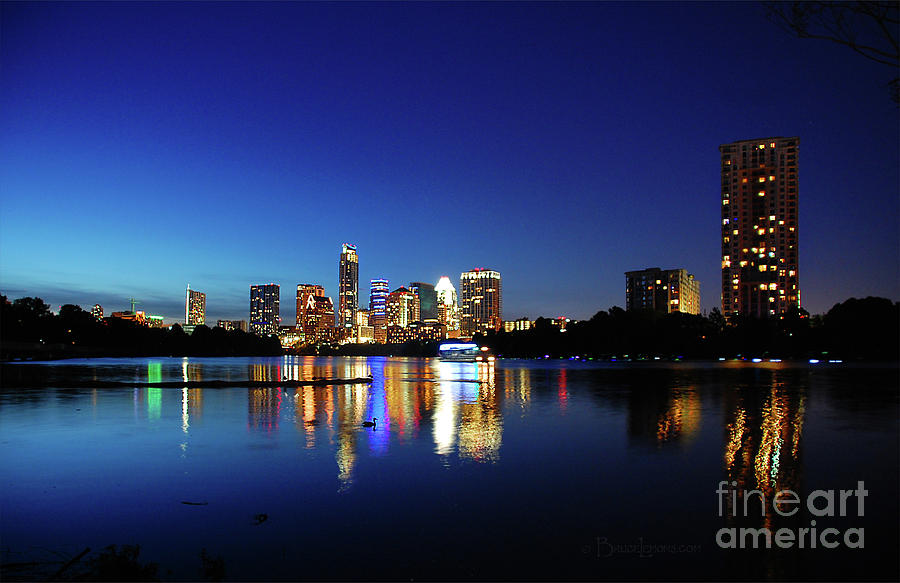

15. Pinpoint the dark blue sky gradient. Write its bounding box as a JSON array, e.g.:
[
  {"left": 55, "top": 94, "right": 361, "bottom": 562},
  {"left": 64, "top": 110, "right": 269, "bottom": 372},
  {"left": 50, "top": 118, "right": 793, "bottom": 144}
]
[{"left": 2, "top": 1, "right": 897, "bottom": 323}]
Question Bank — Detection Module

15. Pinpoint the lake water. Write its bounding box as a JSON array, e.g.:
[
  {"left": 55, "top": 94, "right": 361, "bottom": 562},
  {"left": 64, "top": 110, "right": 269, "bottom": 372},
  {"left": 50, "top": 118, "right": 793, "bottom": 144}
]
[{"left": 1, "top": 356, "right": 897, "bottom": 581}]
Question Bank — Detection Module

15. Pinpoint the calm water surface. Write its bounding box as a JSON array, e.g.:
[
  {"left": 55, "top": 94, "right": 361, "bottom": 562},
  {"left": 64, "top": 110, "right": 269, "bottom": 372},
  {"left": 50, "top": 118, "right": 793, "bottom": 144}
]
[{"left": 1, "top": 357, "right": 897, "bottom": 581}]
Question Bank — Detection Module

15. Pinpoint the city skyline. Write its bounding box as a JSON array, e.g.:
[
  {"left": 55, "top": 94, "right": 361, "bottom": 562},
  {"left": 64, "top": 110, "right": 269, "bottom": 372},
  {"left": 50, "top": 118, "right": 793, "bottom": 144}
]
[{"left": 1, "top": 3, "right": 897, "bottom": 323}]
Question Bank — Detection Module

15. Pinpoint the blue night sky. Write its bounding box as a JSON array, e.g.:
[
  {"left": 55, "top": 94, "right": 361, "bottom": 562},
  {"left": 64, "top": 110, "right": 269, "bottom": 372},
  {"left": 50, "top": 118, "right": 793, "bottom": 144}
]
[{"left": 2, "top": 1, "right": 898, "bottom": 324}]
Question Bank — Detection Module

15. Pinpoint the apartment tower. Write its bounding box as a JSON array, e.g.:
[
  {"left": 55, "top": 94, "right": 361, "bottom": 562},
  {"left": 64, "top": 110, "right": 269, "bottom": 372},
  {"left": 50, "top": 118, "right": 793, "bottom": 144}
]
[
  {"left": 720, "top": 137, "right": 800, "bottom": 318},
  {"left": 459, "top": 268, "right": 502, "bottom": 336},
  {"left": 338, "top": 243, "right": 358, "bottom": 331}
]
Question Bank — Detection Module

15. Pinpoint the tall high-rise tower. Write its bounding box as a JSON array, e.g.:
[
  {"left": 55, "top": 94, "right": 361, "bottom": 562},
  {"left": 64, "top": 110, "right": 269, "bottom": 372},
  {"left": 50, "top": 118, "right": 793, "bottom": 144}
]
[
  {"left": 459, "top": 269, "right": 501, "bottom": 336},
  {"left": 409, "top": 282, "right": 438, "bottom": 322},
  {"left": 338, "top": 243, "right": 358, "bottom": 331},
  {"left": 435, "top": 276, "right": 460, "bottom": 332},
  {"left": 369, "top": 278, "right": 389, "bottom": 342},
  {"left": 720, "top": 137, "right": 800, "bottom": 318},
  {"left": 296, "top": 284, "right": 333, "bottom": 343},
  {"left": 250, "top": 284, "right": 280, "bottom": 336},
  {"left": 386, "top": 287, "right": 418, "bottom": 328},
  {"left": 185, "top": 285, "right": 206, "bottom": 325}
]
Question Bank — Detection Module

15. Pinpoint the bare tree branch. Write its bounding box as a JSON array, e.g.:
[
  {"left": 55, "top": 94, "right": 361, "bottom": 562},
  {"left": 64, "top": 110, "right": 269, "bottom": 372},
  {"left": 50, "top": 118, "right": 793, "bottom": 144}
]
[{"left": 763, "top": 1, "right": 899, "bottom": 103}]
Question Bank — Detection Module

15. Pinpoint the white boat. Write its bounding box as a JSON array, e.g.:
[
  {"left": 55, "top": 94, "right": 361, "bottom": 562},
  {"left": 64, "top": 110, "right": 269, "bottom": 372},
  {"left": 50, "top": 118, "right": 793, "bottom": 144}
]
[{"left": 438, "top": 342, "right": 482, "bottom": 362}]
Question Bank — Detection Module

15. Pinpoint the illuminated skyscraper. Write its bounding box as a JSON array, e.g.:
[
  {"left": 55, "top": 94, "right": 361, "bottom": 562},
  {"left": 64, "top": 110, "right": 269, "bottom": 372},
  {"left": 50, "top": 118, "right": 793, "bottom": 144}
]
[
  {"left": 338, "top": 243, "right": 358, "bottom": 331},
  {"left": 625, "top": 268, "right": 700, "bottom": 315},
  {"left": 435, "top": 276, "right": 460, "bottom": 332},
  {"left": 720, "top": 137, "right": 800, "bottom": 318},
  {"left": 386, "top": 287, "right": 418, "bottom": 328},
  {"left": 185, "top": 285, "right": 206, "bottom": 325},
  {"left": 250, "top": 284, "right": 279, "bottom": 336},
  {"left": 409, "top": 282, "right": 438, "bottom": 322},
  {"left": 369, "top": 278, "right": 389, "bottom": 342},
  {"left": 296, "top": 284, "right": 333, "bottom": 342},
  {"left": 459, "top": 269, "right": 501, "bottom": 336}
]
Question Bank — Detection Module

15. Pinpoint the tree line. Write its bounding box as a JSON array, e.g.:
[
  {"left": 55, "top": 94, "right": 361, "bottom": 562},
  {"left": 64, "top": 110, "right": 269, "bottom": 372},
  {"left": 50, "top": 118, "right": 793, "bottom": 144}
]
[
  {"left": 0, "top": 296, "right": 282, "bottom": 360},
  {"left": 474, "top": 298, "right": 898, "bottom": 361},
  {"left": 1, "top": 295, "right": 897, "bottom": 361}
]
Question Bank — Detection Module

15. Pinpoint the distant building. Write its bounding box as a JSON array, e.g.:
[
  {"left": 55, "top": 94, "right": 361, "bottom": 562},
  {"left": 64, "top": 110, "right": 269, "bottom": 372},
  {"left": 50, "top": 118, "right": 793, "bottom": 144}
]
[
  {"left": 250, "top": 284, "right": 280, "bottom": 336},
  {"left": 216, "top": 320, "right": 248, "bottom": 332},
  {"left": 353, "top": 308, "right": 373, "bottom": 343},
  {"left": 408, "top": 320, "right": 446, "bottom": 342},
  {"left": 409, "top": 282, "right": 438, "bottom": 322},
  {"left": 386, "top": 324, "right": 414, "bottom": 344},
  {"left": 435, "top": 276, "right": 460, "bottom": 334},
  {"left": 185, "top": 285, "right": 206, "bottom": 325},
  {"left": 278, "top": 326, "right": 302, "bottom": 349},
  {"left": 386, "top": 287, "right": 419, "bottom": 328},
  {"left": 625, "top": 268, "right": 700, "bottom": 315},
  {"left": 110, "top": 310, "right": 145, "bottom": 324},
  {"left": 459, "top": 269, "right": 502, "bottom": 335},
  {"left": 720, "top": 137, "right": 800, "bottom": 318},
  {"left": 296, "top": 284, "right": 325, "bottom": 337},
  {"left": 110, "top": 310, "right": 162, "bottom": 327},
  {"left": 338, "top": 243, "right": 358, "bottom": 332},
  {"left": 549, "top": 317, "right": 575, "bottom": 330},
  {"left": 503, "top": 317, "right": 533, "bottom": 332},
  {"left": 296, "top": 285, "right": 335, "bottom": 344},
  {"left": 91, "top": 304, "right": 103, "bottom": 319},
  {"left": 369, "top": 279, "right": 389, "bottom": 343}
]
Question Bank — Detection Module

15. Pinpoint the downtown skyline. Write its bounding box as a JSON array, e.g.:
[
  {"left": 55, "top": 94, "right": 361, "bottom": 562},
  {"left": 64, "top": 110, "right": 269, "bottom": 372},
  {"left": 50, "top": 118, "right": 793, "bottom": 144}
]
[{"left": 1, "top": 2, "right": 898, "bottom": 323}]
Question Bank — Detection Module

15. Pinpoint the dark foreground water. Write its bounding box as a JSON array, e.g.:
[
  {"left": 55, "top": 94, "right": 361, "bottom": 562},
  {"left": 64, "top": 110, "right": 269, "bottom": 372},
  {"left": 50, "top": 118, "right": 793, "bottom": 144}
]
[{"left": 1, "top": 357, "right": 897, "bottom": 581}]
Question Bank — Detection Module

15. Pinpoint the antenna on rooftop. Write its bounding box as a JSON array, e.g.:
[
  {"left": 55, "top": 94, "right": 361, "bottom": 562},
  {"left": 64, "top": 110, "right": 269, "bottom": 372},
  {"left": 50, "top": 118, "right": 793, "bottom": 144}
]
[{"left": 129, "top": 298, "right": 140, "bottom": 313}]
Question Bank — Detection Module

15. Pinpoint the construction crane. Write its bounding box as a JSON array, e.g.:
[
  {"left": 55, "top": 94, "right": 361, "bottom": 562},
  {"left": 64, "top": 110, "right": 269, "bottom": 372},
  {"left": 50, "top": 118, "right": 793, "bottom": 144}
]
[{"left": 129, "top": 298, "right": 140, "bottom": 313}]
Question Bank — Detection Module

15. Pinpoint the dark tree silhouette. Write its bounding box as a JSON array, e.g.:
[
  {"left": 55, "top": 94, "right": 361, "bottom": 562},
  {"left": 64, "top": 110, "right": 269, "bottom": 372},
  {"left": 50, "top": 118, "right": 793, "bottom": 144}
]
[{"left": 764, "top": 1, "right": 900, "bottom": 103}]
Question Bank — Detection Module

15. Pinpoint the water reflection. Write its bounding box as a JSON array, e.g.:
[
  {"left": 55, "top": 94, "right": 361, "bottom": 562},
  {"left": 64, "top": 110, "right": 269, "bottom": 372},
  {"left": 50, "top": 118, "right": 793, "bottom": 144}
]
[
  {"left": 44, "top": 359, "right": 825, "bottom": 497},
  {"left": 722, "top": 377, "right": 806, "bottom": 523},
  {"left": 248, "top": 388, "right": 281, "bottom": 433},
  {"left": 719, "top": 373, "right": 807, "bottom": 578},
  {"left": 628, "top": 385, "right": 701, "bottom": 447},
  {"left": 433, "top": 361, "right": 502, "bottom": 462},
  {"left": 2, "top": 357, "right": 896, "bottom": 581}
]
